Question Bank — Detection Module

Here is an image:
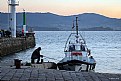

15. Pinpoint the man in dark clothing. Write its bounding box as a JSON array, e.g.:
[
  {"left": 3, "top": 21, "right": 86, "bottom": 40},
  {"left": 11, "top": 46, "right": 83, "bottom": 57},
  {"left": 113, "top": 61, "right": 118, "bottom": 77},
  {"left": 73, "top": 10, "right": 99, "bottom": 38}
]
[
  {"left": 31, "top": 47, "right": 43, "bottom": 64},
  {"left": 5, "top": 30, "right": 11, "bottom": 37}
]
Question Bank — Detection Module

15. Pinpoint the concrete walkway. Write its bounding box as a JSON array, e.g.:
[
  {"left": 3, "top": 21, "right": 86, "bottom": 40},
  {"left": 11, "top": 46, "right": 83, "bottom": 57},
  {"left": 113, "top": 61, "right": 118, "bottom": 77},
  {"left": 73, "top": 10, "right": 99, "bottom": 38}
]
[{"left": 0, "top": 67, "right": 121, "bottom": 81}]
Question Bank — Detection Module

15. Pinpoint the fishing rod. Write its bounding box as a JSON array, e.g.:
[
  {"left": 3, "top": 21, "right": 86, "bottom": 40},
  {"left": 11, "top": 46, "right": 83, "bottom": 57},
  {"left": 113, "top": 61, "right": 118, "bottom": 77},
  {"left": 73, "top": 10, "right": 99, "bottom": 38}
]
[{"left": 42, "top": 55, "right": 60, "bottom": 61}]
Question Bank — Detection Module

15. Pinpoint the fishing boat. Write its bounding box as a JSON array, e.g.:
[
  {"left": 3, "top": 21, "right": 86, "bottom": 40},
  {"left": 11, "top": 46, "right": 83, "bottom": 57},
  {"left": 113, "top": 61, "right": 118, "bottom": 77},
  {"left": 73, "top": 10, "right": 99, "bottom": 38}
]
[{"left": 57, "top": 17, "right": 96, "bottom": 72}]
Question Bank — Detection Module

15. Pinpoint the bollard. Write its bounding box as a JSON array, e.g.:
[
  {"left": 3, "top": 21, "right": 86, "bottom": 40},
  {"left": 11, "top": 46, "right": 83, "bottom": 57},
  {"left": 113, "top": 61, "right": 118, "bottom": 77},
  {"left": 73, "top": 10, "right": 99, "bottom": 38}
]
[
  {"left": 14, "top": 59, "right": 22, "bottom": 69},
  {"left": 14, "top": 59, "right": 19, "bottom": 66}
]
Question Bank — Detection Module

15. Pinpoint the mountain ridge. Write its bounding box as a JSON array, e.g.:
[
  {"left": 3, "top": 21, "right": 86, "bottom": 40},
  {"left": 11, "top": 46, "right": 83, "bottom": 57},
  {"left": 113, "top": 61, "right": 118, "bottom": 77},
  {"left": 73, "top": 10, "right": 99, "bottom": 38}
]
[{"left": 0, "top": 12, "right": 121, "bottom": 31}]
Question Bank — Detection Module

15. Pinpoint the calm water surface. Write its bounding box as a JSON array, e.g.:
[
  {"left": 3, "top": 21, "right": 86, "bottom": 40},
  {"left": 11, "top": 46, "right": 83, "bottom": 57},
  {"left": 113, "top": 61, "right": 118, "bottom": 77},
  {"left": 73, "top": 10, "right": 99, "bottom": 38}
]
[{"left": 0, "top": 31, "right": 121, "bottom": 73}]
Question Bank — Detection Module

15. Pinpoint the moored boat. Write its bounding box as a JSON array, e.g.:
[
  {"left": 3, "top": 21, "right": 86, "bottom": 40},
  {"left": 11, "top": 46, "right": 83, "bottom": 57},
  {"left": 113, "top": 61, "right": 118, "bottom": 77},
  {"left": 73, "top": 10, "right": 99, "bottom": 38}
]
[{"left": 57, "top": 17, "right": 96, "bottom": 72}]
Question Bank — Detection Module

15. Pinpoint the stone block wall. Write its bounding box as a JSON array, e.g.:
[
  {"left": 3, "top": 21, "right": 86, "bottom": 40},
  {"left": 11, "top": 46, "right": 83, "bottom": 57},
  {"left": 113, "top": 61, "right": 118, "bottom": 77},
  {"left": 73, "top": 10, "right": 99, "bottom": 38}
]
[{"left": 0, "top": 36, "right": 35, "bottom": 56}]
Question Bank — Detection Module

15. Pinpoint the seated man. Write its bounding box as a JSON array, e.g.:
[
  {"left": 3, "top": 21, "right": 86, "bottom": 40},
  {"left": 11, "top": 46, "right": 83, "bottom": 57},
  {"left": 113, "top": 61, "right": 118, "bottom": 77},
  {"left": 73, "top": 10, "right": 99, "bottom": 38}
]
[{"left": 31, "top": 47, "right": 43, "bottom": 64}]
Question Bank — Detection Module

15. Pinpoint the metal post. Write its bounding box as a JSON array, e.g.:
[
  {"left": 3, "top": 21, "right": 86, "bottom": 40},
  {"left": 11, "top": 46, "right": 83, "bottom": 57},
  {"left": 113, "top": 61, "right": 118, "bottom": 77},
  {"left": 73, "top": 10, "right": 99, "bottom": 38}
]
[{"left": 23, "top": 9, "right": 26, "bottom": 36}]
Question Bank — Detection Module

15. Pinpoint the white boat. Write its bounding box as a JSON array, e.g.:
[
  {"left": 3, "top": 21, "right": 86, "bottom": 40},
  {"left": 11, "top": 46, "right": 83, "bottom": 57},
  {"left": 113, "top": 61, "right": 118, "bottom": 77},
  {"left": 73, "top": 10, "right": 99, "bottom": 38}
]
[{"left": 57, "top": 17, "right": 96, "bottom": 72}]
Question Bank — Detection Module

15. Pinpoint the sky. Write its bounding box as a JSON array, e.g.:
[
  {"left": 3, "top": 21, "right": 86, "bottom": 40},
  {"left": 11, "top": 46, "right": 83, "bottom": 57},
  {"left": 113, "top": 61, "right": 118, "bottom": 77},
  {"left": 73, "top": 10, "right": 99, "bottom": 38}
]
[{"left": 0, "top": 0, "right": 121, "bottom": 18}]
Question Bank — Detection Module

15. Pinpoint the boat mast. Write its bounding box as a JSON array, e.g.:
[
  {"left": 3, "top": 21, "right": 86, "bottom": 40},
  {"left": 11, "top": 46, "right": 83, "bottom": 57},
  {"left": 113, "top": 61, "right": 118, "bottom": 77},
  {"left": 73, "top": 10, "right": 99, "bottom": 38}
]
[{"left": 76, "top": 17, "right": 78, "bottom": 36}]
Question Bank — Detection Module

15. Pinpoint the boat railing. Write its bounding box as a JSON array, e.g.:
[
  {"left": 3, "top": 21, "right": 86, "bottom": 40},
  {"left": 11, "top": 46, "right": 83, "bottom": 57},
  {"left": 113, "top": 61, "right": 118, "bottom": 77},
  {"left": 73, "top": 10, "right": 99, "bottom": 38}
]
[
  {"left": 64, "top": 33, "right": 72, "bottom": 51},
  {"left": 64, "top": 33, "right": 87, "bottom": 52}
]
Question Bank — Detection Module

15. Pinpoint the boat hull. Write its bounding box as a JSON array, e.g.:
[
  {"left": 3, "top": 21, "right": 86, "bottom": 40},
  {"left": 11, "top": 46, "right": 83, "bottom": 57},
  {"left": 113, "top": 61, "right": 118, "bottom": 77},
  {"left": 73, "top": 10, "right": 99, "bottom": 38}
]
[{"left": 57, "top": 60, "right": 96, "bottom": 72}]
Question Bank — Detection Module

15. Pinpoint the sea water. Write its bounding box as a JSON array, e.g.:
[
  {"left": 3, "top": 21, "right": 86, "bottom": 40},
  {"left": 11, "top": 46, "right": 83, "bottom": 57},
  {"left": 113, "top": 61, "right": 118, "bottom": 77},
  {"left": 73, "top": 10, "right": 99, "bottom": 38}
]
[{"left": 0, "top": 31, "right": 121, "bottom": 73}]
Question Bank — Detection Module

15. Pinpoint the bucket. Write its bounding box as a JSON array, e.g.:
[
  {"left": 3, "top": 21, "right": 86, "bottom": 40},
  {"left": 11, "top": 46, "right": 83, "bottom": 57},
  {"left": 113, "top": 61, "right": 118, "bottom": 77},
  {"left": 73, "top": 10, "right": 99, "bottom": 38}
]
[{"left": 41, "top": 59, "right": 43, "bottom": 63}]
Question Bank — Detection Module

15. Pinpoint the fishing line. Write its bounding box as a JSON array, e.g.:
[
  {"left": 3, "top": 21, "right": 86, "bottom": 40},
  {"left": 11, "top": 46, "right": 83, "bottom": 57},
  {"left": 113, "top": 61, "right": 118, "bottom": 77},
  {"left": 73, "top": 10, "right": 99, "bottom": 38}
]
[{"left": 42, "top": 55, "right": 60, "bottom": 61}]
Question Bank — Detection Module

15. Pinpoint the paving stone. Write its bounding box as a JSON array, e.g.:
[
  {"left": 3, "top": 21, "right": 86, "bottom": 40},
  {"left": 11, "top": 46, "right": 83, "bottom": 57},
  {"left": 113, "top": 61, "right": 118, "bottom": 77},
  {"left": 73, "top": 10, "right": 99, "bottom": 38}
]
[{"left": 0, "top": 68, "right": 121, "bottom": 81}]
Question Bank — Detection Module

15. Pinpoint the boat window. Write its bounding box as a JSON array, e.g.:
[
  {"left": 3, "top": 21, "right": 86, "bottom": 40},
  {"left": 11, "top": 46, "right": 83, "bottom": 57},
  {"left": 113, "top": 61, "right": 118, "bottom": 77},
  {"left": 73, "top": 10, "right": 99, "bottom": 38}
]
[
  {"left": 75, "top": 45, "right": 80, "bottom": 51},
  {"left": 69, "top": 44, "right": 75, "bottom": 52}
]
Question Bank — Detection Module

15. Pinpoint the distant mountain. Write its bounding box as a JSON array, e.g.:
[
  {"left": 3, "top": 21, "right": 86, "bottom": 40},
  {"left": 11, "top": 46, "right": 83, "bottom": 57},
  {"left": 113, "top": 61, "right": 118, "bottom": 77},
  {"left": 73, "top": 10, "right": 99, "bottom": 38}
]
[{"left": 0, "top": 12, "right": 121, "bottom": 31}]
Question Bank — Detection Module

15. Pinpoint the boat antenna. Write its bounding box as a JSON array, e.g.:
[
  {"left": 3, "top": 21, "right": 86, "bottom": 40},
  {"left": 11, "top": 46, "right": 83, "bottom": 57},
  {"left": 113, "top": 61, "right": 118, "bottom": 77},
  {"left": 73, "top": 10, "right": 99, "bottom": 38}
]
[{"left": 76, "top": 17, "right": 78, "bottom": 35}]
